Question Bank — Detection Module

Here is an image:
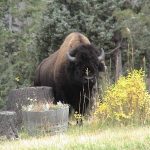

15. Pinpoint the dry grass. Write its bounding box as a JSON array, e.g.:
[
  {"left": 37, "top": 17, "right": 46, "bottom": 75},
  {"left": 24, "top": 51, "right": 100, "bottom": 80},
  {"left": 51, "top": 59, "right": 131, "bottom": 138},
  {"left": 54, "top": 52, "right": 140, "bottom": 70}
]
[{"left": 1, "top": 125, "right": 150, "bottom": 150}]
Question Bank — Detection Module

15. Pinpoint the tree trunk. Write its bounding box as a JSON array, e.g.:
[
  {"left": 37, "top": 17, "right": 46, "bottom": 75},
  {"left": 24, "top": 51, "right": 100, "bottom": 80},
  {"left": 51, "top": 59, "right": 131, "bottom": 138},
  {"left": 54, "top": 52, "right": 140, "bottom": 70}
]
[
  {"left": 112, "top": 30, "right": 123, "bottom": 82},
  {"left": 115, "top": 48, "right": 122, "bottom": 81},
  {"left": 22, "top": 106, "right": 69, "bottom": 136}
]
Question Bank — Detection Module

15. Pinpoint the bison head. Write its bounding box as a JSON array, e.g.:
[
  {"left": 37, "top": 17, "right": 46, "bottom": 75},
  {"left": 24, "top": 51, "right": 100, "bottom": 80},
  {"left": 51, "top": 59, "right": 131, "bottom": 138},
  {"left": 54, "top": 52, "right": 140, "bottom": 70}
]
[{"left": 66, "top": 44, "right": 105, "bottom": 86}]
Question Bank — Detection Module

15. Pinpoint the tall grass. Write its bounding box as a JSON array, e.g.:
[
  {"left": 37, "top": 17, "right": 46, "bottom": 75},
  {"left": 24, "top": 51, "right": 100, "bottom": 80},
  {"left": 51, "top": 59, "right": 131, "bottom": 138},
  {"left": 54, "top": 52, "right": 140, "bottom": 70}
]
[{"left": 1, "top": 125, "right": 150, "bottom": 150}]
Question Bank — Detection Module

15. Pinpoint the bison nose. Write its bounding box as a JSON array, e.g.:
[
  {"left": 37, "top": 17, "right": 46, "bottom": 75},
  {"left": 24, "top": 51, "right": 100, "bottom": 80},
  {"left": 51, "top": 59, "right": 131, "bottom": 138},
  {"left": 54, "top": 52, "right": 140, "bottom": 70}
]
[
  {"left": 84, "top": 76, "right": 94, "bottom": 80},
  {"left": 83, "top": 76, "right": 95, "bottom": 83}
]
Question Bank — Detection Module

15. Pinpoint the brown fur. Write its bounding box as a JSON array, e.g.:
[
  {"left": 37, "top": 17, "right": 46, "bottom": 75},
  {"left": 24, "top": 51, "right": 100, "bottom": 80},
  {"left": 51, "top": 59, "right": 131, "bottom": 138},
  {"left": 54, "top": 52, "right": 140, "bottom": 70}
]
[
  {"left": 54, "top": 32, "right": 91, "bottom": 80},
  {"left": 35, "top": 32, "right": 90, "bottom": 86},
  {"left": 34, "top": 32, "right": 105, "bottom": 113}
]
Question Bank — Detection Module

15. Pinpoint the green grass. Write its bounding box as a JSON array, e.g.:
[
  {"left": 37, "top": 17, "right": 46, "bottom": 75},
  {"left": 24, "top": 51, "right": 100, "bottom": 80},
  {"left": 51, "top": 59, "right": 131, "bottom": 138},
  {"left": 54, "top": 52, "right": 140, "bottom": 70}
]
[{"left": 1, "top": 123, "right": 150, "bottom": 150}]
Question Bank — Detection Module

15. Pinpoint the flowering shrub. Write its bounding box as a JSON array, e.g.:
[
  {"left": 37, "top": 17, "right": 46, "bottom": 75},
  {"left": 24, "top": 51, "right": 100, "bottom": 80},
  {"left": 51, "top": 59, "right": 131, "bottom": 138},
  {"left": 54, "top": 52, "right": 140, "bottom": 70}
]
[
  {"left": 74, "top": 111, "right": 84, "bottom": 126},
  {"left": 95, "top": 70, "right": 150, "bottom": 125}
]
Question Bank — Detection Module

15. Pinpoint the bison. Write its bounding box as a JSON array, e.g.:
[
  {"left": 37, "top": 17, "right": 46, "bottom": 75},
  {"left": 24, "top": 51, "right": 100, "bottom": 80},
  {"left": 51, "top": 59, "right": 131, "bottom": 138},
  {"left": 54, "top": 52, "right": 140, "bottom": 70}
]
[{"left": 34, "top": 32, "right": 105, "bottom": 114}]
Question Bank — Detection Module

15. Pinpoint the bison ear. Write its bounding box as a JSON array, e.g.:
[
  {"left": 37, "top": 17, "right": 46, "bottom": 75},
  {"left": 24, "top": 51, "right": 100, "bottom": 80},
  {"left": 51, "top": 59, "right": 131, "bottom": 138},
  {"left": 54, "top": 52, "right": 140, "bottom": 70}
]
[{"left": 98, "top": 48, "right": 105, "bottom": 61}]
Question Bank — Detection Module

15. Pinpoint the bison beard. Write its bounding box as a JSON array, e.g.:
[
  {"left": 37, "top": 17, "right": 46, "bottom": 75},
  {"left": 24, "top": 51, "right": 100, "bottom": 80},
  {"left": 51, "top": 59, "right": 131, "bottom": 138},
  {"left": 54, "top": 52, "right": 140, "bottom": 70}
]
[{"left": 34, "top": 32, "right": 105, "bottom": 114}]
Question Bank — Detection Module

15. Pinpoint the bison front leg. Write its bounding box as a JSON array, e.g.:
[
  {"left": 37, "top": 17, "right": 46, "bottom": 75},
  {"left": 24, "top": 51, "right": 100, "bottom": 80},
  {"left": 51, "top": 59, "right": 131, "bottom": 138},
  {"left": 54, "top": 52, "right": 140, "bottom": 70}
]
[{"left": 53, "top": 86, "right": 67, "bottom": 104}]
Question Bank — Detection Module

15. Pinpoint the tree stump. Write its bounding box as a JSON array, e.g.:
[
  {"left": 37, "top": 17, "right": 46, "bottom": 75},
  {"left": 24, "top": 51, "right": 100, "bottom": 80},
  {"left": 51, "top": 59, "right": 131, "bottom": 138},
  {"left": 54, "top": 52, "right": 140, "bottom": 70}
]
[
  {"left": 6, "top": 86, "right": 54, "bottom": 128},
  {"left": 0, "top": 111, "right": 19, "bottom": 140},
  {"left": 22, "top": 106, "right": 69, "bottom": 136}
]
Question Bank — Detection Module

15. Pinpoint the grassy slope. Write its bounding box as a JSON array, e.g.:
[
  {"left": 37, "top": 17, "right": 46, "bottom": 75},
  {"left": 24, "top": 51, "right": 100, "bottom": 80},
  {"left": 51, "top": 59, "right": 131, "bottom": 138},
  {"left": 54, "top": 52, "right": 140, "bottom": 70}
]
[{"left": 0, "top": 125, "right": 150, "bottom": 150}]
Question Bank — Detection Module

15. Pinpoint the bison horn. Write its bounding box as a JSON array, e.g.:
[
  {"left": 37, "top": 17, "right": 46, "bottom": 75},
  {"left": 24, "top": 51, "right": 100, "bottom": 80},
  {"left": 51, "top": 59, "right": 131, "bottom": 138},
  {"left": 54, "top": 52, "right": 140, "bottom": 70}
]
[
  {"left": 98, "top": 48, "right": 105, "bottom": 61},
  {"left": 67, "top": 52, "right": 76, "bottom": 62}
]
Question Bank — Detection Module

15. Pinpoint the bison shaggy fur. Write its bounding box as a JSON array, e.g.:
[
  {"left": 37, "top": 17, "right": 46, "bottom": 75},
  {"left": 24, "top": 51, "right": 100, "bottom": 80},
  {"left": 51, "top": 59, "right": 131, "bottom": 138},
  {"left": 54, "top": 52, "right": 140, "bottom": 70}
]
[{"left": 34, "top": 32, "right": 105, "bottom": 114}]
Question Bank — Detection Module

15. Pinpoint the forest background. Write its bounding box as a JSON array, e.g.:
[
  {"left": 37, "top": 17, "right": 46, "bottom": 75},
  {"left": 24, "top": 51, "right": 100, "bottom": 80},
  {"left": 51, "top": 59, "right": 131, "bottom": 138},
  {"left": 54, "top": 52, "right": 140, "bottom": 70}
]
[{"left": 0, "top": 0, "right": 150, "bottom": 108}]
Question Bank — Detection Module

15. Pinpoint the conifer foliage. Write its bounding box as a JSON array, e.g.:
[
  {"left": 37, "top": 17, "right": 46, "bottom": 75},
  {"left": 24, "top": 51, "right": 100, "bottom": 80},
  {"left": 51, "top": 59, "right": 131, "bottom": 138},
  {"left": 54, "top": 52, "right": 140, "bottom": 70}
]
[{"left": 0, "top": 0, "right": 149, "bottom": 108}]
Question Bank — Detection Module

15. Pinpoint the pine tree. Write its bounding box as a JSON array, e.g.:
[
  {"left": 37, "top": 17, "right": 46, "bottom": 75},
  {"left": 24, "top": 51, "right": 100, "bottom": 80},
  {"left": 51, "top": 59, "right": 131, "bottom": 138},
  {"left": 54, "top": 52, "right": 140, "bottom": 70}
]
[
  {"left": 36, "top": 0, "right": 150, "bottom": 82},
  {"left": 36, "top": 0, "right": 122, "bottom": 62},
  {"left": 114, "top": 0, "right": 150, "bottom": 75},
  {"left": 0, "top": 0, "right": 47, "bottom": 108}
]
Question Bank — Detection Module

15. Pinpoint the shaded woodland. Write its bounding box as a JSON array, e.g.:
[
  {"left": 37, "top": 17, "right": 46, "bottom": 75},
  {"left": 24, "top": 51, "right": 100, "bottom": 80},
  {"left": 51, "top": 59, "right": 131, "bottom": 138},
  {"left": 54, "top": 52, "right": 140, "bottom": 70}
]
[{"left": 0, "top": 0, "right": 150, "bottom": 108}]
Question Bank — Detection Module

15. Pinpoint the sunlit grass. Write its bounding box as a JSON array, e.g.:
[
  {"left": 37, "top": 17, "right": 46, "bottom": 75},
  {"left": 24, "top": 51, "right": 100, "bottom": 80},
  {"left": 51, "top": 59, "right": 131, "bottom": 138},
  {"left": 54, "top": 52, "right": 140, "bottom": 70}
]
[{"left": 1, "top": 125, "right": 150, "bottom": 150}]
